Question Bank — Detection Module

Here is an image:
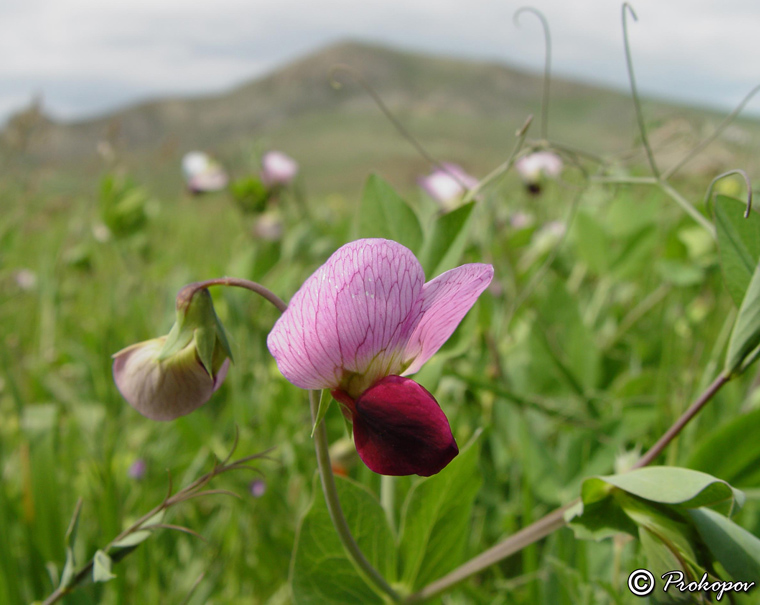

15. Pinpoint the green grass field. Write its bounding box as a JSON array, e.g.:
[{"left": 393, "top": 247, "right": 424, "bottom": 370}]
[{"left": 2, "top": 42, "right": 760, "bottom": 605}]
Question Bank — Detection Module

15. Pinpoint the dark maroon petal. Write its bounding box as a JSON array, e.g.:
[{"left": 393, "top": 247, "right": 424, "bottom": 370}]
[{"left": 352, "top": 375, "right": 458, "bottom": 476}]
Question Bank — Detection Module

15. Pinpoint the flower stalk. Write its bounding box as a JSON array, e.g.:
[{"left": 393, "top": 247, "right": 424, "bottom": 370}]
[{"left": 309, "top": 389, "right": 401, "bottom": 602}]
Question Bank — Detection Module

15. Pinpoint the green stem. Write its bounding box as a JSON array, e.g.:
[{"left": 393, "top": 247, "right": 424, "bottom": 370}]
[
  {"left": 589, "top": 176, "right": 716, "bottom": 238},
  {"left": 403, "top": 505, "right": 573, "bottom": 603},
  {"left": 404, "top": 369, "right": 733, "bottom": 602},
  {"left": 632, "top": 372, "right": 730, "bottom": 469},
  {"left": 309, "top": 390, "right": 400, "bottom": 602},
  {"left": 462, "top": 114, "right": 533, "bottom": 204},
  {"left": 514, "top": 8, "right": 552, "bottom": 139},
  {"left": 381, "top": 475, "right": 397, "bottom": 534},
  {"left": 621, "top": 3, "right": 659, "bottom": 178},
  {"left": 659, "top": 182, "right": 716, "bottom": 238}
]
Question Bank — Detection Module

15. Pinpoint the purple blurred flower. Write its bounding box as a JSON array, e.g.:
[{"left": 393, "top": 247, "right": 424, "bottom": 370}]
[
  {"left": 182, "top": 151, "right": 229, "bottom": 194},
  {"left": 418, "top": 163, "right": 478, "bottom": 210},
  {"left": 128, "top": 458, "right": 147, "bottom": 480},
  {"left": 267, "top": 238, "right": 493, "bottom": 476},
  {"left": 261, "top": 151, "right": 298, "bottom": 187},
  {"left": 249, "top": 479, "right": 267, "bottom": 498}
]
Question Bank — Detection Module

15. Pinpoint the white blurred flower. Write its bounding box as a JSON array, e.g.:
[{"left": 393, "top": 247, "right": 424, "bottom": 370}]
[
  {"left": 181, "top": 151, "right": 229, "bottom": 194},
  {"left": 261, "top": 151, "right": 298, "bottom": 187},
  {"left": 253, "top": 211, "right": 284, "bottom": 241},
  {"left": 92, "top": 222, "right": 112, "bottom": 243},
  {"left": 14, "top": 269, "right": 37, "bottom": 291},
  {"left": 418, "top": 163, "right": 478, "bottom": 211},
  {"left": 541, "top": 221, "right": 566, "bottom": 238},
  {"left": 510, "top": 211, "right": 534, "bottom": 229}
]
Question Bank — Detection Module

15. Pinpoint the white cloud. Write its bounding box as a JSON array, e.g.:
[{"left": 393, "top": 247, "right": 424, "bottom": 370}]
[{"left": 1, "top": 0, "right": 760, "bottom": 123}]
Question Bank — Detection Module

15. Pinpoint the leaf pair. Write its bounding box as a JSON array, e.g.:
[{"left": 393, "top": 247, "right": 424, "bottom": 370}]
[{"left": 567, "top": 467, "right": 759, "bottom": 598}]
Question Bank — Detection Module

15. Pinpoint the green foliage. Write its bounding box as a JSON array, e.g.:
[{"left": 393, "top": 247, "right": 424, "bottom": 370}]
[
  {"left": 686, "top": 407, "right": 760, "bottom": 488},
  {"left": 291, "top": 476, "right": 395, "bottom": 604},
  {"left": 3, "top": 55, "right": 760, "bottom": 604},
  {"left": 714, "top": 194, "right": 760, "bottom": 306},
  {"left": 358, "top": 174, "right": 423, "bottom": 253},
  {"left": 419, "top": 201, "right": 475, "bottom": 276},
  {"left": 569, "top": 468, "right": 750, "bottom": 601},
  {"left": 99, "top": 174, "right": 151, "bottom": 239},
  {"left": 229, "top": 176, "right": 270, "bottom": 214},
  {"left": 725, "top": 260, "right": 760, "bottom": 374},
  {"left": 398, "top": 432, "right": 482, "bottom": 589},
  {"left": 689, "top": 507, "right": 760, "bottom": 584}
]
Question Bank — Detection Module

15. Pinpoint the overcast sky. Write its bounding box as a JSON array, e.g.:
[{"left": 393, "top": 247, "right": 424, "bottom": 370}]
[{"left": 1, "top": 0, "right": 759, "bottom": 125}]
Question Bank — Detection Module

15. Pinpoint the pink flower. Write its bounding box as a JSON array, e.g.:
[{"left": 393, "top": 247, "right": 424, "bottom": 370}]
[
  {"left": 515, "top": 152, "right": 563, "bottom": 194},
  {"left": 267, "top": 238, "right": 493, "bottom": 476},
  {"left": 261, "top": 151, "right": 298, "bottom": 187},
  {"left": 418, "top": 163, "right": 478, "bottom": 210}
]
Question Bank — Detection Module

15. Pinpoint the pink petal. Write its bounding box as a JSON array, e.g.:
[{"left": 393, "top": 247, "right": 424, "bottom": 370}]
[
  {"left": 402, "top": 263, "right": 493, "bottom": 375},
  {"left": 351, "top": 375, "right": 458, "bottom": 476},
  {"left": 267, "top": 239, "right": 425, "bottom": 392}
]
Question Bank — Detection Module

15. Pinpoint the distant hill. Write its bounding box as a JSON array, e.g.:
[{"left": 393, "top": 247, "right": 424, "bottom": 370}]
[{"left": 2, "top": 41, "right": 756, "bottom": 196}]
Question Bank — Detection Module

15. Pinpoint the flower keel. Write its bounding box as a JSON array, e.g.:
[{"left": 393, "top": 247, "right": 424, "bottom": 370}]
[{"left": 335, "top": 376, "right": 458, "bottom": 476}]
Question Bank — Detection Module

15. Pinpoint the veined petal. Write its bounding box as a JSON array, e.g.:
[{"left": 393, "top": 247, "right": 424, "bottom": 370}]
[
  {"left": 267, "top": 239, "right": 425, "bottom": 392},
  {"left": 113, "top": 337, "right": 229, "bottom": 421},
  {"left": 351, "top": 375, "right": 458, "bottom": 476},
  {"left": 403, "top": 263, "right": 493, "bottom": 375}
]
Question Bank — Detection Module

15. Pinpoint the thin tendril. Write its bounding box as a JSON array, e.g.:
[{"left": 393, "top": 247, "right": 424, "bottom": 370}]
[
  {"left": 703, "top": 169, "right": 753, "bottom": 218},
  {"left": 663, "top": 83, "right": 760, "bottom": 180},
  {"left": 622, "top": 3, "right": 659, "bottom": 177},
  {"left": 328, "top": 64, "right": 471, "bottom": 190},
  {"left": 514, "top": 7, "right": 552, "bottom": 139}
]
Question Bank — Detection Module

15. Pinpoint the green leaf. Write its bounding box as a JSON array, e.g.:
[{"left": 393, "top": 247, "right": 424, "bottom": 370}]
[
  {"left": 59, "top": 547, "right": 76, "bottom": 590},
  {"left": 310, "top": 390, "right": 331, "bottom": 437},
  {"left": 565, "top": 497, "right": 639, "bottom": 541},
  {"left": 290, "top": 475, "right": 396, "bottom": 605},
  {"left": 358, "top": 174, "right": 423, "bottom": 253},
  {"left": 92, "top": 550, "right": 116, "bottom": 583},
  {"left": 581, "top": 467, "right": 744, "bottom": 512},
  {"left": 112, "top": 510, "right": 165, "bottom": 548},
  {"left": 714, "top": 195, "right": 760, "bottom": 306},
  {"left": 686, "top": 407, "right": 760, "bottom": 488},
  {"left": 398, "top": 431, "right": 482, "bottom": 589},
  {"left": 419, "top": 201, "right": 475, "bottom": 276},
  {"left": 58, "top": 498, "right": 84, "bottom": 589},
  {"left": 689, "top": 507, "right": 760, "bottom": 583},
  {"left": 725, "top": 260, "right": 760, "bottom": 374},
  {"left": 572, "top": 210, "right": 610, "bottom": 274}
]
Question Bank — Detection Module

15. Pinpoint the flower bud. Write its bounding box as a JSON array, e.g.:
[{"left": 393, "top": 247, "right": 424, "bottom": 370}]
[{"left": 113, "top": 287, "right": 232, "bottom": 421}]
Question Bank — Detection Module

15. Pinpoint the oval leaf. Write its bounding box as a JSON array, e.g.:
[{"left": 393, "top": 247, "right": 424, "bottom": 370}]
[
  {"left": 358, "top": 174, "right": 423, "bottom": 254},
  {"left": 715, "top": 195, "right": 760, "bottom": 306},
  {"left": 686, "top": 407, "right": 760, "bottom": 488},
  {"left": 581, "top": 467, "right": 744, "bottom": 511},
  {"left": 689, "top": 507, "right": 760, "bottom": 583},
  {"left": 725, "top": 260, "right": 760, "bottom": 374},
  {"left": 93, "top": 550, "right": 116, "bottom": 583},
  {"left": 291, "top": 475, "right": 396, "bottom": 605}
]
